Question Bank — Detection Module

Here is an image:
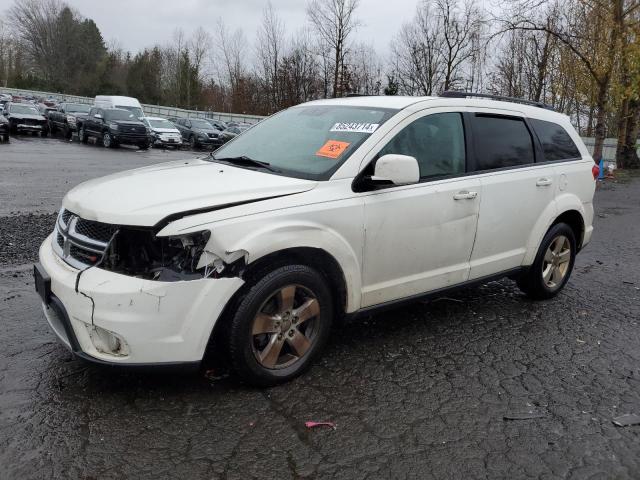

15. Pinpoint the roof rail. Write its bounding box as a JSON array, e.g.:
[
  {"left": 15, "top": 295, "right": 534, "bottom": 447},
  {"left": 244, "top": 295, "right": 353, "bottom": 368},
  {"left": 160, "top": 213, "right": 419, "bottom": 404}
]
[{"left": 440, "top": 90, "right": 554, "bottom": 110}]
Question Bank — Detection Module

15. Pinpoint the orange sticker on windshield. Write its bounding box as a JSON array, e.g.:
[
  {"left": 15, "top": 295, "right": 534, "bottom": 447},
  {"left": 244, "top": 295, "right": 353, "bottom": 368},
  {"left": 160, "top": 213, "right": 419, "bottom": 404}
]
[{"left": 316, "top": 140, "right": 350, "bottom": 159}]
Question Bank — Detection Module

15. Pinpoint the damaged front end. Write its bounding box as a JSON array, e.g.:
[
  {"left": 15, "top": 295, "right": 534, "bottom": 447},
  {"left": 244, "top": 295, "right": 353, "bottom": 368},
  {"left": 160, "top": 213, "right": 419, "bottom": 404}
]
[{"left": 100, "top": 227, "right": 245, "bottom": 281}]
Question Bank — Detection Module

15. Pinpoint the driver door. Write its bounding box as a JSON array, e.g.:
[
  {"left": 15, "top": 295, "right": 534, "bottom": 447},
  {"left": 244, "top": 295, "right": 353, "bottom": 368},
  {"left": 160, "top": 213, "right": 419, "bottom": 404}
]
[{"left": 360, "top": 111, "right": 481, "bottom": 307}]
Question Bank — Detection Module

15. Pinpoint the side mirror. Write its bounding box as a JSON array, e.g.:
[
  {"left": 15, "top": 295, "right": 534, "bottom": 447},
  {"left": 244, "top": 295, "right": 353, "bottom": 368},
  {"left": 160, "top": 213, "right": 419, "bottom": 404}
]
[
  {"left": 372, "top": 154, "right": 420, "bottom": 185},
  {"left": 94, "top": 114, "right": 102, "bottom": 119}
]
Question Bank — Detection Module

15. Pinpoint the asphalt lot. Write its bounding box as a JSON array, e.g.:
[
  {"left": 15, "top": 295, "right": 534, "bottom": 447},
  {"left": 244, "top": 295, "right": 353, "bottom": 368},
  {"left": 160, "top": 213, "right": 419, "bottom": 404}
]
[{"left": 1, "top": 137, "right": 640, "bottom": 479}]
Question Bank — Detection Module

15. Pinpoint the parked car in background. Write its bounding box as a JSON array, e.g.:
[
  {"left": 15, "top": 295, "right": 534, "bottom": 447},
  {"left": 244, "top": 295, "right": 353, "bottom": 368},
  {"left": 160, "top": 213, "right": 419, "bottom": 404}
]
[
  {"left": 172, "top": 117, "right": 223, "bottom": 149},
  {"left": 77, "top": 107, "right": 149, "bottom": 149},
  {"left": 48, "top": 102, "right": 92, "bottom": 139},
  {"left": 94, "top": 96, "right": 144, "bottom": 119},
  {"left": 220, "top": 123, "right": 251, "bottom": 143},
  {"left": 0, "top": 114, "right": 9, "bottom": 142},
  {"left": 37, "top": 103, "right": 58, "bottom": 118},
  {"left": 4, "top": 102, "right": 48, "bottom": 136},
  {"left": 143, "top": 116, "right": 182, "bottom": 148},
  {"left": 205, "top": 118, "right": 227, "bottom": 131}
]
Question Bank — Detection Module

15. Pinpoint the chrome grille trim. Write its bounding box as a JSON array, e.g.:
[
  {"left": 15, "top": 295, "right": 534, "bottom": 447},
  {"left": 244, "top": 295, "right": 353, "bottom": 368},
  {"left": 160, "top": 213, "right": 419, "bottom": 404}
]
[{"left": 52, "top": 209, "right": 118, "bottom": 269}]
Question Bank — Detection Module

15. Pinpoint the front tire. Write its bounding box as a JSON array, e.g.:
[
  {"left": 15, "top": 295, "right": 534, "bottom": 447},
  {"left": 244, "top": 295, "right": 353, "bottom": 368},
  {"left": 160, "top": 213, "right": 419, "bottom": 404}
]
[
  {"left": 227, "top": 264, "right": 333, "bottom": 386},
  {"left": 79, "top": 126, "right": 88, "bottom": 143},
  {"left": 190, "top": 135, "right": 197, "bottom": 149},
  {"left": 517, "top": 223, "right": 576, "bottom": 300},
  {"left": 102, "top": 132, "right": 114, "bottom": 148}
]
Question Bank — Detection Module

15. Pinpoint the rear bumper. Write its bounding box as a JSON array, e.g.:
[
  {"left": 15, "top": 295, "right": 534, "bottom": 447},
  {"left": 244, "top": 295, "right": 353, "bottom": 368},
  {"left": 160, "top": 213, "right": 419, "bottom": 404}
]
[{"left": 37, "top": 233, "right": 245, "bottom": 365}]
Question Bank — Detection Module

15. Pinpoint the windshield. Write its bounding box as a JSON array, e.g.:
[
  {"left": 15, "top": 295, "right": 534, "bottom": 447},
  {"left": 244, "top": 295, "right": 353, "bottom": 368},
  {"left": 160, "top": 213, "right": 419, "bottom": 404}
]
[
  {"left": 67, "top": 103, "right": 91, "bottom": 113},
  {"left": 148, "top": 119, "right": 175, "bottom": 129},
  {"left": 116, "top": 105, "right": 144, "bottom": 118},
  {"left": 104, "top": 109, "right": 137, "bottom": 121},
  {"left": 10, "top": 104, "right": 40, "bottom": 115},
  {"left": 210, "top": 105, "right": 397, "bottom": 180},
  {"left": 191, "top": 119, "right": 212, "bottom": 129}
]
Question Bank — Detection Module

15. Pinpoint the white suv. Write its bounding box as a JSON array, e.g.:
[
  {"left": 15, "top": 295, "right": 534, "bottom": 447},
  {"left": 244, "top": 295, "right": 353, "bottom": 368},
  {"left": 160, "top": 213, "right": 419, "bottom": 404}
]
[{"left": 35, "top": 93, "right": 596, "bottom": 385}]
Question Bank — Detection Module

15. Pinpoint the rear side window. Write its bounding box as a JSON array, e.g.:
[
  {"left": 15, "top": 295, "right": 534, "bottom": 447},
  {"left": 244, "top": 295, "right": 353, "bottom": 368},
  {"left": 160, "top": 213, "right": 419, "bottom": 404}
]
[
  {"left": 378, "top": 112, "right": 466, "bottom": 179},
  {"left": 530, "top": 118, "right": 581, "bottom": 161},
  {"left": 472, "top": 115, "right": 534, "bottom": 170}
]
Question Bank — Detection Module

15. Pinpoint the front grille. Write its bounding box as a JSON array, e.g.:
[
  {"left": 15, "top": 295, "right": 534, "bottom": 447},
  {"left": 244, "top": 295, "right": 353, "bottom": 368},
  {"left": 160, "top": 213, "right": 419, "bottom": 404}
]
[
  {"left": 69, "top": 245, "right": 101, "bottom": 265},
  {"left": 52, "top": 209, "right": 119, "bottom": 269},
  {"left": 61, "top": 210, "right": 73, "bottom": 225},
  {"left": 23, "top": 118, "right": 44, "bottom": 126},
  {"left": 75, "top": 219, "right": 117, "bottom": 242}
]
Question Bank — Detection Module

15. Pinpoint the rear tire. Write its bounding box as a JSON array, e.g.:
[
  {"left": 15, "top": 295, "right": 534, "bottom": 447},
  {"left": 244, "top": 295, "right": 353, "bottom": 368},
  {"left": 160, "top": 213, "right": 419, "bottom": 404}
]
[
  {"left": 226, "top": 264, "right": 333, "bottom": 386},
  {"left": 517, "top": 222, "right": 576, "bottom": 300}
]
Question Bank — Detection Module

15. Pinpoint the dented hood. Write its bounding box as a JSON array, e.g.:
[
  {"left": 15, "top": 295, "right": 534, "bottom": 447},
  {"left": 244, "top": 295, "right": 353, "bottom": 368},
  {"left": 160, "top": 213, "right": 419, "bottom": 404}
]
[{"left": 63, "top": 158, "right": 317, "bottom": 226}]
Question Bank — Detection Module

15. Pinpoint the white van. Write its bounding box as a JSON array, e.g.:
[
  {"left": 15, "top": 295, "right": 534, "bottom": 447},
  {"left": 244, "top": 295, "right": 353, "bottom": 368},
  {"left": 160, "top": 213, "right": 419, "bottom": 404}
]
[{"left": 94, "top": 96, "right": 144, "bottom": 119}]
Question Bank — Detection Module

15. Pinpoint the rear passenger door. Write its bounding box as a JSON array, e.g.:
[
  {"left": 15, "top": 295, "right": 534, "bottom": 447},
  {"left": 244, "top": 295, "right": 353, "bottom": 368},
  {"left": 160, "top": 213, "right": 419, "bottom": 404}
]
[{"left": 467, "top": 112, "right": 556, "bottom": 280}]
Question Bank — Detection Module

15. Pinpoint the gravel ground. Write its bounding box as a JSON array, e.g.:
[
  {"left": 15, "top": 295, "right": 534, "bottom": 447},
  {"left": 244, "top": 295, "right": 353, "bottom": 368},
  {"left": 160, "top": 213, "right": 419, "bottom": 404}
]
[
  {"left": 1, "top": 137, "right": 639, "bottom": 479},
  {"left": 0, "top": 213, "right": 57, "bottom": 266}
]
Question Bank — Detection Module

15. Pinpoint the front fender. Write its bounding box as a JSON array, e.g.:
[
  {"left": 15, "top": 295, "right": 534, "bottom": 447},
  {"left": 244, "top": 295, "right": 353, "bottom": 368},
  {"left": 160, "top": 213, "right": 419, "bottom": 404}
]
[{"left": 213, "top": 221, "right": 362, "bottom": 312}]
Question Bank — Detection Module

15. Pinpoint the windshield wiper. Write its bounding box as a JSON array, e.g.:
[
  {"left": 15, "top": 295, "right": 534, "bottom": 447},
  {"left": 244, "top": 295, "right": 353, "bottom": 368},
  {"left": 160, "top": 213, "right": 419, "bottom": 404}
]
[{"left": 210, "top": 155, "right": 279, "bottom": 172}]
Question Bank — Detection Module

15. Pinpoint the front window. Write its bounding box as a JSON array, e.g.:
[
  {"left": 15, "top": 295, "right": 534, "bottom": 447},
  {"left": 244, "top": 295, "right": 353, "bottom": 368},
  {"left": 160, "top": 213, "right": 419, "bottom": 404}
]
[
  {"left": 116, "top": 105, "right": 144, "bottom": 118},
  {"left": 104, "top": 109, "right": 137, "bottom": 121},
  {"left": 210, "top": 105, "right": 397, "bottom": 180},
  {"left": 378, "top": 113, "right": 466, "bottom": 179},
  {"left": 190, "top": 119, "right": 212, "bottom": 129},
  {"left": 10, "top": 104, "right": 39, "bottom": 115},
  {"left": 67, "top": 103, "right": 91, "bottom": 114}
]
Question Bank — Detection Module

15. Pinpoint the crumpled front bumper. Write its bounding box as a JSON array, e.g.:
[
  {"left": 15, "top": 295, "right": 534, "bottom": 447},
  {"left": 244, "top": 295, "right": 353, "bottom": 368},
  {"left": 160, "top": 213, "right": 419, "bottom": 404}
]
[{"left": 37, "top": 233, "right": 244, "bottom": 365}]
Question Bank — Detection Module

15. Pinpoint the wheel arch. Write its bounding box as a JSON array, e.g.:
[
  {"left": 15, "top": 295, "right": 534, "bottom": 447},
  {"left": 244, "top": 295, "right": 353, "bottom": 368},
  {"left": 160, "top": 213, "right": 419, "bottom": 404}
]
[{"left": 523, "top": 199, "right": 586, "bottom": 266}]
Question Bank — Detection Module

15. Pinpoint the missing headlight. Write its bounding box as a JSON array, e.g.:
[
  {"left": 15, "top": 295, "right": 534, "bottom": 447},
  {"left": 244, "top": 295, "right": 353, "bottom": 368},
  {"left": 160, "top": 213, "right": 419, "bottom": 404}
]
[{"left": 101, "top": 228, "right": 212, "bottom": 281}]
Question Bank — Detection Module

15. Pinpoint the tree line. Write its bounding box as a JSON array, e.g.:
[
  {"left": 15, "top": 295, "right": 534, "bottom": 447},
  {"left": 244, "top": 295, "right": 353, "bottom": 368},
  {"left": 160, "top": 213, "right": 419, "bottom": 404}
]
[{"left": 0, "top": 0, "right": 639, "bottom": 168}]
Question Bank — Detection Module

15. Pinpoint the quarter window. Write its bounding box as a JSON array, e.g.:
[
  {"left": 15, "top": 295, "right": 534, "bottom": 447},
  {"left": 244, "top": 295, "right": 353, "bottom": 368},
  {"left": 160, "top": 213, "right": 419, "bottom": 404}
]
[
  {"left": 472, "top": 115, "right": 534, "bottom": 170},
  {"left": 378, "top": 112, "right": 466, "bottom": 178},
  {"left": 530, "top": 118, "right": 581, "bottom": 161}
]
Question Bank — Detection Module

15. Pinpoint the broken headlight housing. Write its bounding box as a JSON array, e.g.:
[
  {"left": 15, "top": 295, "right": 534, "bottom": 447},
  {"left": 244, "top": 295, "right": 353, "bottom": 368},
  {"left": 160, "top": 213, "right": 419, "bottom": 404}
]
[{"left": 101, "top": 228, "right": 212, "bottom": 281}]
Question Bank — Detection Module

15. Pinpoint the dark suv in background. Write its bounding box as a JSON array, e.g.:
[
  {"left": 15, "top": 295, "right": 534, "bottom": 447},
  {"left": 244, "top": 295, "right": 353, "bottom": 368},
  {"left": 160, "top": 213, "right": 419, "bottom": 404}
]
[
  {"left": 77, "top": 108, "right": 150, "bottom": 149},
  {"left": 171, "top": 117, "right": 223, "bottom": 149}
]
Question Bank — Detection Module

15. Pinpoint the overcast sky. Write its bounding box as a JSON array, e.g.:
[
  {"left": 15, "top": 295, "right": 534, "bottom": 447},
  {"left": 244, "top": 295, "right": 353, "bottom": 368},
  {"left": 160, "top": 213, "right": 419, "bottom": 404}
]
[{"left": 0, "top": 0, "right": 421, "bottom": 59}]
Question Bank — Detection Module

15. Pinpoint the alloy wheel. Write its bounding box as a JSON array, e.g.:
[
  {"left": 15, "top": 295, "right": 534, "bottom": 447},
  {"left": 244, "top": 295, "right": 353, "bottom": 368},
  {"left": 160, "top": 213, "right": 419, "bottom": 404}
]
[
  {"left": 103, "top": 133, "right": 111, "bottom": 148},
  {"left": 542, "top": 235, "right": 571, "bottom": 289},
  {"left": 251, "top": 284, "right": 320, "bottom": 370}
]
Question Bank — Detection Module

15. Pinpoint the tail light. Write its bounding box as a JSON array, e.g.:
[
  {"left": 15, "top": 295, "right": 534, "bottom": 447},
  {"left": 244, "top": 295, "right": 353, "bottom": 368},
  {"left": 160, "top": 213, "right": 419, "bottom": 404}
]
[{"left": 592, "top": 164, "right": 600, "bottom": 180}]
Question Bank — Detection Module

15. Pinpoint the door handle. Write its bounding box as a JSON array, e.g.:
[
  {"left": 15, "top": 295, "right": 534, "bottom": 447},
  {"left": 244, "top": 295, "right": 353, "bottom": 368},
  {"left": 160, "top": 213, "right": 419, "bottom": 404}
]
[
  {"left": 536, "top": 178, "right": 553, "bottom": 187},
  {"left": 453, "top": 190, "right": 478, "bottom": 200}
]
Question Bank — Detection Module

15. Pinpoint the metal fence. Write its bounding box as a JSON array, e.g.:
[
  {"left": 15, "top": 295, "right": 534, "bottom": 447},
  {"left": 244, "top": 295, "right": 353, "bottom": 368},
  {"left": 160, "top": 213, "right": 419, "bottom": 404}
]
[{"left": 0, "top": 87, "right": 265, "bottom": 124}]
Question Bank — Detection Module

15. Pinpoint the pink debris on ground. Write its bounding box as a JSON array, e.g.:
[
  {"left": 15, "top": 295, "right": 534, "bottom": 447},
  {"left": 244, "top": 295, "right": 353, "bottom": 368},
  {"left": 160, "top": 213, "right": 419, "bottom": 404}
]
[{"left": 305, "top": 421, "right": 336, "bottom": 430}]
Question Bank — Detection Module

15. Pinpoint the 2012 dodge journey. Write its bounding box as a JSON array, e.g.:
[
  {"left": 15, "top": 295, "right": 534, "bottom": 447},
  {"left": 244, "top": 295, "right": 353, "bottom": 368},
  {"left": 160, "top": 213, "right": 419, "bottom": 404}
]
[{"left": 35, "top": 92, "right": 596, "bottom": 386}]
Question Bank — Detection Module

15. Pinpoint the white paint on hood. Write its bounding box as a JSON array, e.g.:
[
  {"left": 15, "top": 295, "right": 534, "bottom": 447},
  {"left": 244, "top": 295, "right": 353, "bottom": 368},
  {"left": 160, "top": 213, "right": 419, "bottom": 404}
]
[{"left": 63, "top": 158, "right": 317, "bottom": 226}]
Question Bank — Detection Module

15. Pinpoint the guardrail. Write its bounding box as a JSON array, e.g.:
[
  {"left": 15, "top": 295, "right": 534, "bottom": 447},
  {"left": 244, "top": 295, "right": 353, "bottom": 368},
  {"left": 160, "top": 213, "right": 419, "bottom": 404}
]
[{"left": 0, "top": 87, "right": 265, "bottom": 124}]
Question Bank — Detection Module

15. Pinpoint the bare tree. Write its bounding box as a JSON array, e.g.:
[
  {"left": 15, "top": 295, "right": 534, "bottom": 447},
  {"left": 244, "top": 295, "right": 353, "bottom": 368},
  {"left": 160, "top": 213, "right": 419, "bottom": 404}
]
[
  {"left": 499, "top": 0, "right": 640, "bottom": 163},
  {"left": 256, "top": 1, "right": 286, "bottom": 111},
  {"left": 306, "top": 0, "right": 360, "bottom": 97},
  {"left": 435, "top": 0, "right": 482, "bottom": 91},
  {"left": 9, "top": 0, "right": 64, "bottom": 83}
]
